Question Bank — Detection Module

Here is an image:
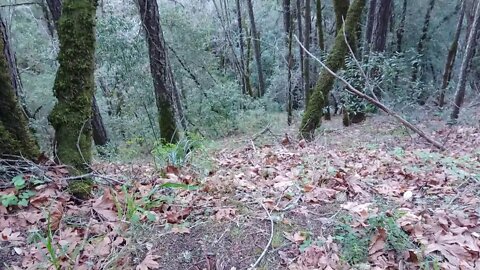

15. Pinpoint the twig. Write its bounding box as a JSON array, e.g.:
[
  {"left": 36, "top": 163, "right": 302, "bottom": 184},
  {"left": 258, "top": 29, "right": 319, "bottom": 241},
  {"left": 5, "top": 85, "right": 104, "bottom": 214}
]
[
  {"left": 294, "top": 35, "right": 446, "bottom": 151},
  {"left": 248, "top": 202, "right": 274, "bottom": 270}
]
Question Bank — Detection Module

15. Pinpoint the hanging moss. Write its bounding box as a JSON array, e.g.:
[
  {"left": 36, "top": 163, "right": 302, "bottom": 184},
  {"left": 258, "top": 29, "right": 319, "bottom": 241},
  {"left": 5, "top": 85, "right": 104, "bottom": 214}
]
[
  {"left": 299, "top": 0, "right": 365, "bottom": 140},
  {"left": 0, "top": 35, "right": 39, "bottom": 160},
  {"left": 48, "top": 0, "right": 97, "bottom": 198}
]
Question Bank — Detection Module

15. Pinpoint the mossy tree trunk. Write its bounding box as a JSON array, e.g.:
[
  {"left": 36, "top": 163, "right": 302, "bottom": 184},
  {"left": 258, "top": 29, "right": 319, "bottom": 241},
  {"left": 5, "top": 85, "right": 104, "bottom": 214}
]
[
  {"left": 299, "top": 0, "right": 366, "bottom": 140},
  {"left": 48, "top": 0, "right": 97, "bottom": 198},
  {"left": 46, "top": 0, "right": 109, "bottom": 146},
  {"left": 137, "top": 0, "right": 179, "bottom": 144},
  {"left": 0, "top": 19, "right": 39, "bottom": 159},
  {"left": 333, "top": 0, "right": 350, "bottom": 35}
]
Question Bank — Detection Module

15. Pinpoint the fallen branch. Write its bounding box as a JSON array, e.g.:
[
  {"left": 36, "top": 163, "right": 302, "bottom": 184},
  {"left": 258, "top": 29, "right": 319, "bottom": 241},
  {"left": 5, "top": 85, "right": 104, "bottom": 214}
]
[
  {"left": 248, "top": 202, "right": 274, "bottom": 270},
  {"left": 294, "top": 35, "right": 446, "bottom": 151}
]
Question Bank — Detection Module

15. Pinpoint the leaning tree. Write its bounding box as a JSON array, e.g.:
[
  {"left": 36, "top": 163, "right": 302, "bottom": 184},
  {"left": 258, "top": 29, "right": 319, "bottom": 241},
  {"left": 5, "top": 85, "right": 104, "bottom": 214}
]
[
  {"left": 0, "top": 16, "right": 39, "bottom": 159},
  {"left": 299, "top": 0, "right": 365, "bottom": 140}
]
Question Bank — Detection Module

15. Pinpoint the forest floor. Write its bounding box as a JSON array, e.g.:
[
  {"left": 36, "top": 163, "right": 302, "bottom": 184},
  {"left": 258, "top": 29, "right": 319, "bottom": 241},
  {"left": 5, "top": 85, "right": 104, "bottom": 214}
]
[{"left": 1, "top": 113, "right": 480, "bottom": 270}]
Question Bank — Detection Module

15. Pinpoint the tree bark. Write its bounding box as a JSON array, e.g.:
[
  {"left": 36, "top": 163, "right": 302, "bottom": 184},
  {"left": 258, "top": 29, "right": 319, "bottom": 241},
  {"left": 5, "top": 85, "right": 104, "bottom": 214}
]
[
  {"left": 364, "top": 0, "right": 377, "bottom": 52},
  {"left": 284, "top": 0, "right": 294, "bottom": 125},
  {"left": 45, "top": 0, "right": 108, "bottom": 146},
  {"left": 304, "top": 0, "right": 311, "bottom": 104},
  {"left": 333, "top": 0, "right": 350, "bottom": 35},
  {"left": 316, "top": 0, "right": 325, "bottom": 51},
  {"left": 236, "top": 0, "right": 249, "bottom": 96},
  {"left": 0, "top": 18, "right": 39, "bottom": 159},
  {"left": 48, "top": 0, "right": 96, "bottom": 198},
  {"left": 396, "top": 0, "right": 408, "bottom": 52},
  {"left": 137, "top": 0, "right": 179, "bottom": 144},
  {"left": 299, "top": 0, "right": 365, "bottom": 140},
  {"left": 371, "top": 0, "right": 392, "bottom": 52},
  {"left": 296, "top": 0, "right": 304, "bottom": 101},
  {"left": 246, "top": 0, "right": 266, "bottom": 97},
  {"left": 411, "top": 0, "right": 436, "bottom": 83},
  {"left": 438, "top": 0, "right": 465, "bottom": 107},
  {"left": 451, "top": 0, "right": 480, "bottom": 120}
]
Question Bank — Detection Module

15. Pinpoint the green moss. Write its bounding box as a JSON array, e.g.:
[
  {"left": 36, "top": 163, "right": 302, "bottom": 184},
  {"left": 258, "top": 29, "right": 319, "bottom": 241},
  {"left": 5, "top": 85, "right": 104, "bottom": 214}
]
[
  {"left": 48, "top": 0, "right": 97, "bottom": 197},
  {"left": 158, "top": 99, "right": 179, "bottom": 144},
  {"left": 0, "top": 31, "right": 39, "bottom": 159},
  {"left": 333, "top": 0, "right": 350, "bottom": 34},
  {"left": 300, "top": 0, "right": 365, "bottom": 140}
]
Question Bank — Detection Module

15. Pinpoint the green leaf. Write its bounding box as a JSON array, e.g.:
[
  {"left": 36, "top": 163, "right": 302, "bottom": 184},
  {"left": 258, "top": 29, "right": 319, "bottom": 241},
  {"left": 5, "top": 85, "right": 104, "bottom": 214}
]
[
  {"left": 19, "top": 190, "right": 35, "bottom": 200},
  {"left": 18, "top": 199, "right": 29, "bottom": 207},
  {"left": 12, "top": 175, "right": 26, "bottom": 190},
  {"left": 1, "top": 194, "right": 19, "bottom": 207},
  {"left": 160, "top": 182, "right": 199, "bottom": 191}
]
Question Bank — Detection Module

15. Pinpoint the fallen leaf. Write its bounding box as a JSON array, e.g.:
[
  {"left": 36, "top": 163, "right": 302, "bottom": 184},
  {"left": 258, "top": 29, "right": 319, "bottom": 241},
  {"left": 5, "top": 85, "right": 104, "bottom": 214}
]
[{"left": 136, "top": 253, "right": 160, "bottom": 270}]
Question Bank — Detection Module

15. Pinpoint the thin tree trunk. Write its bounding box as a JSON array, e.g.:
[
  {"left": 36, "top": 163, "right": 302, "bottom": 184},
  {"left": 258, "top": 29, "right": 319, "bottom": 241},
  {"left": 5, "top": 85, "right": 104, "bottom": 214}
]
[
  {"left": 411, "top": 0, "right": 436, "bottom": 82},
  {"left": 333, "top": 0, "right": 350, "bottom": 35},
  {"left": 438, "top": 0, "right": 465, "bottom": 107},
  {"left": 300, "top": 0, "right": 365, "bottom": 140},
  {"left": 246, "top": 0, "right": 266, "bottom": 97},
  {"left": 0, "top": 17, "right": 39, "bottom": 159},
  {"left": 284, "top": 0, "right": 294, "bottom": 125},
  {"left": 296, "top": 0, "right": 304, "bottom": 102},
  {"left": 91, "top": 95, "right": 108, "bottom": 146},
  {"left": 316, "top": 0, "right": 325, "bottom": 51},
  {"left": 396, "top": 0, "right": 408, "bottom": 52},
  {"left": 451, "top": 0, "right": 480, "bottom": 120},
  {"left": 46, "top": 0, "right": 108, "bottom": 146},
  {"left": 236, "top": 0, "right": 249, "bottom": 95},
  {"left": 304, "top": 0, "right": 311, "bottom": 104},
  {"left": 137, "top": 0, "right": 180, "bottom": 143}
]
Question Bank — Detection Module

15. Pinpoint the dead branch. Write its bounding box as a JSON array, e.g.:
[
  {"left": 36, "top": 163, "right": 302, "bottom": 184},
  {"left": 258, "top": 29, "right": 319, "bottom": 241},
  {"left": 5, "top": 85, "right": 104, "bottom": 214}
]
[
  {"left": 294, "top": 35, "right": 446, "bottom": 151},
  {"left": 248, "top": 202, "right": 274, "bottom": 270}
]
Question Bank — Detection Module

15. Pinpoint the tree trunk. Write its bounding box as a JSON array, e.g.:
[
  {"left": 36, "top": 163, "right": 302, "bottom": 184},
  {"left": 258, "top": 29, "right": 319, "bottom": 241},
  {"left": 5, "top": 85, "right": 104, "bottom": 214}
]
[
  {"left": 236, "top": 0, "right": 249, "bottom": 96},
  {"left": 48, "top": 0, "right": 96, "bottom": 198},
  {"left": 411, "top": 0, "right": 436, "bottom": 83},
  {"left": 333, "top": 0, "right": 350, "bottom": 35},
  {"left": 451, "top": 0, "right": 480, "bottom": 120},
  {"left": 45, "top": 0, "right": 62, "bottom": 22},
  {"left": 246, "top": 0, "right": 266, "bottom": 97},
  {"left": 91, "top": 95, "right": 108, "bottom": 146},
  {"left": 296, "top": 0, "right": 304, "bottom": 103},
  {"left": 364, "top": 0, "right": 377, "bottom": 52},
  {"left": 300, "top": 0, "right": 366, "bottom": 140},
  {"left": 371, "top": 0, "right": 392, "bottom": 52},
  {"left": 396, "top": 0, "right": 408, "bottom": 52},
  {"left": 284, "top": 0, "right": 294, "bottom": 125},
  {"left": 316, "top": 0, "right": 325, "bottom": 51},
  {"left": 137, "top": 0, "right": 179, "bottom": 144},
  {"left": 304, "top": 0, "right": 311, "bottom": 104},
  {"left": 369, "top": 0, "right": 393, "bottom": 99},
  {"left": 438, "top": 0, "right": 465, "bottom": 107},
  {"left": 46, "top": 0, "right": 108, "bottom": 146},
  {"left": 0, "top": 18, "right": 39, "bottom": 159}
]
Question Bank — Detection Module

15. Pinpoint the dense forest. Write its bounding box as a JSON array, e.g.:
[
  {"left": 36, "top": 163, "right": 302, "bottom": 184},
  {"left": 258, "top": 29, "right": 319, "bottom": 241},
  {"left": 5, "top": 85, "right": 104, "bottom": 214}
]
[{"left": 0, "top": 0, "right": 479, "bottom": 269}]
